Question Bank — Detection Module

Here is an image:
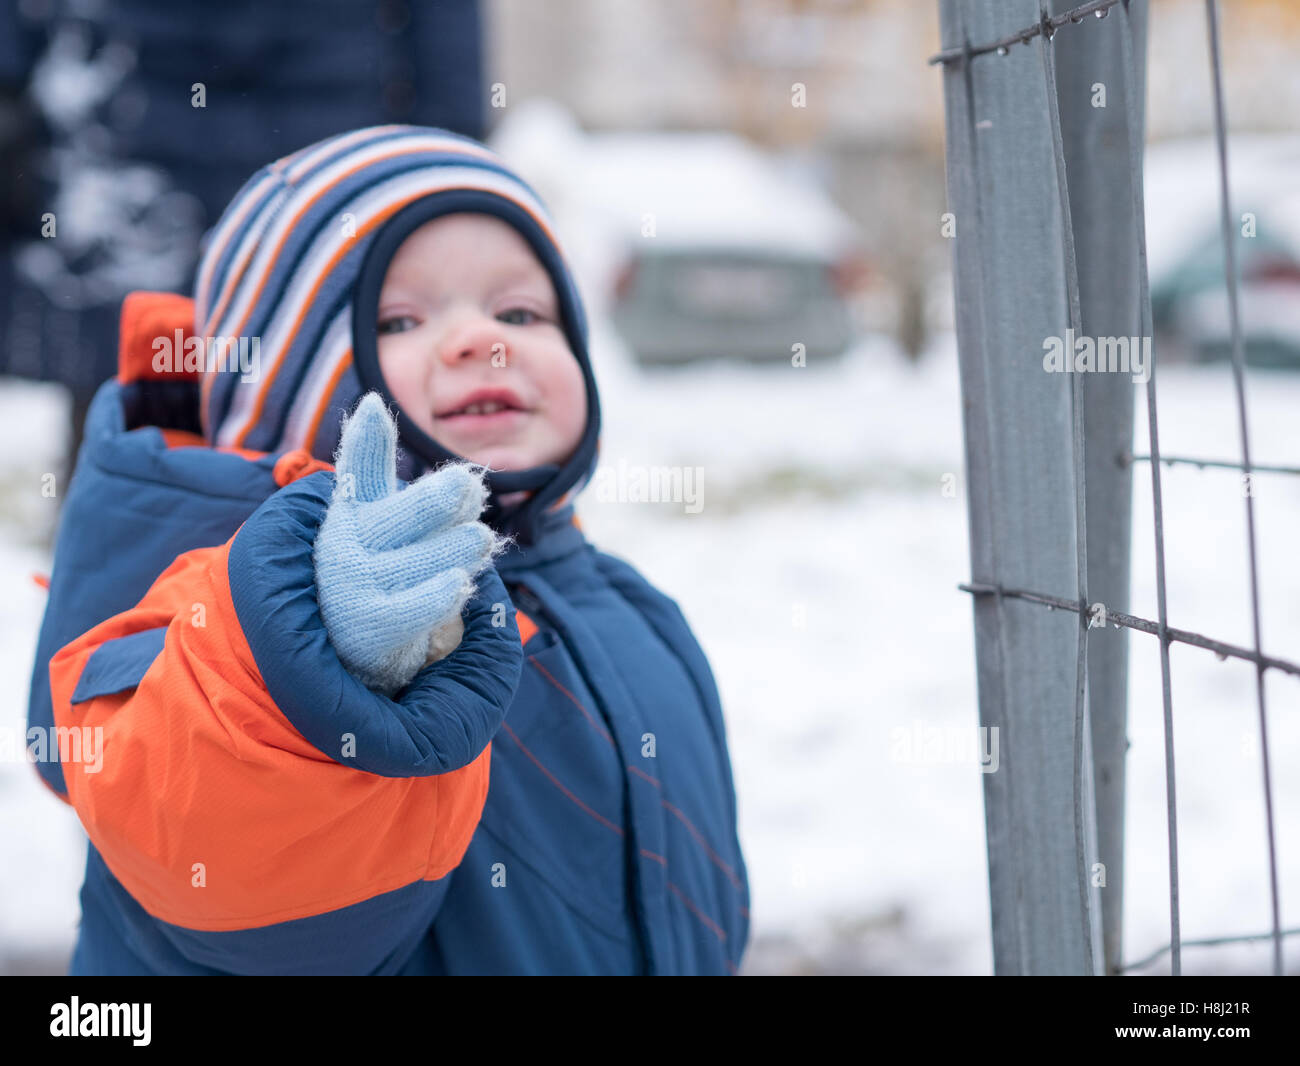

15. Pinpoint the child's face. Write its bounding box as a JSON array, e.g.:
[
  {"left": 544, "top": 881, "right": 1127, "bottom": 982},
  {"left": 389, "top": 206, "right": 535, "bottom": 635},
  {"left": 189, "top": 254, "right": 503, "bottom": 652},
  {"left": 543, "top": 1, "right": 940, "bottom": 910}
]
[{"left": 375, "top": 213, "right": 587, "bottom": 472}]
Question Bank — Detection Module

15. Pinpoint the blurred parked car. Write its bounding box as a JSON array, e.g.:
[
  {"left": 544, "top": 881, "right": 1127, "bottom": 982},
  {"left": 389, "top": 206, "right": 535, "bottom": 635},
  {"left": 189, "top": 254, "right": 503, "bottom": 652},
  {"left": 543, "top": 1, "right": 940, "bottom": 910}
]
[
  {"left": 588, "top": 131, "right": 867, "bottom": 365},
  {"left": 1146, "top": 135, "right": 1300, "bottom": 369}
]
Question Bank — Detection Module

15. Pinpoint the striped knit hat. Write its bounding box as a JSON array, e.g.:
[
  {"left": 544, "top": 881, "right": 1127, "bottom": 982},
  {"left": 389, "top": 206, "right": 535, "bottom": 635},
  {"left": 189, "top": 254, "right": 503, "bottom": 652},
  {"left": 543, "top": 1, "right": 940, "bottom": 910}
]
[{"left": 194, "top": 124, "right": 600, "bottom": 542}]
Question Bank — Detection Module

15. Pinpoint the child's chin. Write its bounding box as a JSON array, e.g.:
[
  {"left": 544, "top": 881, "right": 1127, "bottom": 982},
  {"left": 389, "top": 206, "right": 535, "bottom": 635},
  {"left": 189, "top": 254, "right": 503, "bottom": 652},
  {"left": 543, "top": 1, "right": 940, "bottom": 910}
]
[
  {"left": 452, "top": 446, "right": 537, "bottom": 472},
  {"left": 434, "top": 431, "right": 569, "bottom": 472}
]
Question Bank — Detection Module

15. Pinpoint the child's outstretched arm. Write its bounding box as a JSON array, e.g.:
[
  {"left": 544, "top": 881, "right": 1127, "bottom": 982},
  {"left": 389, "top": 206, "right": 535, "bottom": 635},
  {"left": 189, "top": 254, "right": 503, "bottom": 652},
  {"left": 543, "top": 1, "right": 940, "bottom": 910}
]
[{"left": 47, "top": 396, "right": 522, "bottom": 975}]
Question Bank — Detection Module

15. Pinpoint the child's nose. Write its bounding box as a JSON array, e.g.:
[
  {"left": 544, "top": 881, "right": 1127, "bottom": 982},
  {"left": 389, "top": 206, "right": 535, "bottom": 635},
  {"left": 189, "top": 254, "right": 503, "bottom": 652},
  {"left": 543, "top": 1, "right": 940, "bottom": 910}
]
[{"left": 436, "top": 310, "right": 507, "bottom": 367}]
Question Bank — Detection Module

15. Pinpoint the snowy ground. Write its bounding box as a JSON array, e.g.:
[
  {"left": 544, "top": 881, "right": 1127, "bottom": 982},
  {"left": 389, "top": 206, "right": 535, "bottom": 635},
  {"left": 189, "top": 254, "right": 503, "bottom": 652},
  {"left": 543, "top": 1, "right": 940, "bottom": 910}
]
[
  {"left": 579, "top": 324, "right": 1300, "bottom": 976},
  {"left": 4, "top": 324, "right": 1295, "bottom": 975},
  {"left": 0, "top": 380, "right": 84, "bottom": 975}
]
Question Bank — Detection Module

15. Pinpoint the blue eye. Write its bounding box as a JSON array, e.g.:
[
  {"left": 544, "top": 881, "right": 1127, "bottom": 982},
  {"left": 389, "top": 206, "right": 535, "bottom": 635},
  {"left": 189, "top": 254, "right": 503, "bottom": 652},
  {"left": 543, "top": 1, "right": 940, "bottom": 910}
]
[
  {"left": 377, "top": 314, "right": 418, "bottom": 335},
  {"left": 497, "top": 307, "right": 540, "bottom": 326}
]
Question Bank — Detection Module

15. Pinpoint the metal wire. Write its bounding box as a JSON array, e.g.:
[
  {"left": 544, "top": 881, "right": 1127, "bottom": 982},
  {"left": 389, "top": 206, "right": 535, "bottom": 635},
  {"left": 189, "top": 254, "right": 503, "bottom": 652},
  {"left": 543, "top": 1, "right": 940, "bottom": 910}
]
[
  {"left": 1036, "top": 0, "right": 1097, "bottom": 973},
  {"left": 1123, "top": 452, "right": 1300, "bottom": 476},
  {"left": 929, "top": 0, "right": 1123, "bottom": 65},
  {"left": 1204, "top": 0, "right": 1283, "bottom": 977},
  {"left": 959, "top": 583, "right": 1300, "bottom": 679},
  {"left": 1121, "top": 926, "right": 1300, "bottom": 973}
]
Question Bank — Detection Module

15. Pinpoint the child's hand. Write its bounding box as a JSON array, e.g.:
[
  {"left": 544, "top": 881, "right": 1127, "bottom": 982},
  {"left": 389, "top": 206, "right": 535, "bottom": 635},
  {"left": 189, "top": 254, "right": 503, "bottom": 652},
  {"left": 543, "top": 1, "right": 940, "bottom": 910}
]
[{"left": 313, "top": 392, "right": 500, "bottom": 696}]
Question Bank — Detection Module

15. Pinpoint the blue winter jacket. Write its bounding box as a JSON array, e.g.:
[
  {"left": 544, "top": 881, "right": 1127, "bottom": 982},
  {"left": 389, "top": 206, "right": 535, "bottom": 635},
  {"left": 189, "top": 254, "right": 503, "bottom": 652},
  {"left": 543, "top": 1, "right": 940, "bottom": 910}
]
[{"left": 27, "top": 332, "right": 750, "bottom": 976}]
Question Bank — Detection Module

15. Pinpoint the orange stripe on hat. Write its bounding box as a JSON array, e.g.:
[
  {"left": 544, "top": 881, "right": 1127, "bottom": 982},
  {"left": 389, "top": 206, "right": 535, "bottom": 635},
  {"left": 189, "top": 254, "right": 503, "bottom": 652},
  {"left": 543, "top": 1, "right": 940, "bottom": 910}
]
[
  {"left": 301, "top": 349, "right": 356, "bottom": 454},
  {"left": 208, "top": 138, "right": 520, "bottom": 345}
]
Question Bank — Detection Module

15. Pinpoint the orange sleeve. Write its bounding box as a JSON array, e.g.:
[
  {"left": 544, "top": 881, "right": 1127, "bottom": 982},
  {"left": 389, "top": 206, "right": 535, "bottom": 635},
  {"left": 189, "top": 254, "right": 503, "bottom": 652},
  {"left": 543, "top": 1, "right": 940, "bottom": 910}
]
[{"left": 47, "top": 537, "right": 491, "bottom": 933}]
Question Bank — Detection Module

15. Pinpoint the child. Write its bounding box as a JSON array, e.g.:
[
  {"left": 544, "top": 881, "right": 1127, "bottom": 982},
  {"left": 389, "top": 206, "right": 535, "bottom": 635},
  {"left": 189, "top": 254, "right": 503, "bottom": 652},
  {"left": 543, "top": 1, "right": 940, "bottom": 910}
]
[{"left": 28, "top": 125, "right": 750, "bottom": 975}]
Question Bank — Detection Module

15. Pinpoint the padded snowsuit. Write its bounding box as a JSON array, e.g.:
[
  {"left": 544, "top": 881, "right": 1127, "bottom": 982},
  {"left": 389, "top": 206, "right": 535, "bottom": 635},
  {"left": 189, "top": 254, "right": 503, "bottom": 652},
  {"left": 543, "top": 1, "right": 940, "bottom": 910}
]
[
  {"left": 27, "top": 125, "right": 751, "bottom": 976},
  {"left": 25, "top": 124, "right": 748, "bottom": 972}
]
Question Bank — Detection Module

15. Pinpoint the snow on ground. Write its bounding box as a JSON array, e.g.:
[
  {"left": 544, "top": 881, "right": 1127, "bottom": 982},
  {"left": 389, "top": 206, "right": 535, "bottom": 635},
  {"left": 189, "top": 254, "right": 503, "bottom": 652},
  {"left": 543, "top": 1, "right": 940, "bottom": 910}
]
[
  {"left": 577, "top": 322, "right": 1300, "bottom": 976},
  {"left": 1123, "top": 361, "right": 1300, "bottom": 976},
  {"left": 578, "top": 326, "right": 989, "bottom": 974},
  {"left": 1, "top": 329, "right": 1297, "bottom": 975},
  {"left": 0, "top": 381, "right": 84, "bottom": 975}
]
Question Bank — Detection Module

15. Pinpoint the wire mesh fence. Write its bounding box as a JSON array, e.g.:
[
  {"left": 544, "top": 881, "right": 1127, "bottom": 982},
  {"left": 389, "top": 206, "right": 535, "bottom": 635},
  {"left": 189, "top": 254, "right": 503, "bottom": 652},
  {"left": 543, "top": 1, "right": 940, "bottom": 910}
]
[{"left": 934, "top": 0, "right": 1294, "bottom": 975}]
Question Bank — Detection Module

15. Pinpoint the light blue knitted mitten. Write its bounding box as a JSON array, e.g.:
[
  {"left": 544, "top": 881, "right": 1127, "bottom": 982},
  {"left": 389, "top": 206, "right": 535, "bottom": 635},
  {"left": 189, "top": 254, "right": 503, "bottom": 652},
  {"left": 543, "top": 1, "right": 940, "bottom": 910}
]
[{"left": 313, "top": 392, "right": 502, "bottom": 697}]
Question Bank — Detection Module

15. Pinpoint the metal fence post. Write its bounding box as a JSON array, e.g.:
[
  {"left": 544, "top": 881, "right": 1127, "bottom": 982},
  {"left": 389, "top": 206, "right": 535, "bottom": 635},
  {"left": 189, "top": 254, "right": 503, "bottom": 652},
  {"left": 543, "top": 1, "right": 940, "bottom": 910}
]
[
  {"left": 1049, "top": 0, "right": 1147, "bottom": 977},
  {"left": 936, "top": 0, "right": 1124, "bottom": 975}
]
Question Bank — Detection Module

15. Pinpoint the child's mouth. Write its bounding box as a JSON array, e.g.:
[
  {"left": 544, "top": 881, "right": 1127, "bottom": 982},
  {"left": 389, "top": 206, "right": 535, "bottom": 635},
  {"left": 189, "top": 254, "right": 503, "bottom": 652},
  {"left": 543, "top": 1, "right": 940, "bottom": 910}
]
[{"left": 435, "top": 389, "right": 529, "bottom": 428}]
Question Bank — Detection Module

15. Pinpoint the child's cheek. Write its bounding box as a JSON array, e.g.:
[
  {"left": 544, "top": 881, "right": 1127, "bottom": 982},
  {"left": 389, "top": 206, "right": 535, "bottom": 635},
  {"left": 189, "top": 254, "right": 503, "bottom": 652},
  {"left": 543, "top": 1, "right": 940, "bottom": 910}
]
[
  {"left": 551, "top": 358, "right": 588, "bottom": 454},
  {"left": 569, "top": 358, "right": 589, "bottom": 424},
  {"left": 378, "top": 342, "right": 426, "bottom": 420}
]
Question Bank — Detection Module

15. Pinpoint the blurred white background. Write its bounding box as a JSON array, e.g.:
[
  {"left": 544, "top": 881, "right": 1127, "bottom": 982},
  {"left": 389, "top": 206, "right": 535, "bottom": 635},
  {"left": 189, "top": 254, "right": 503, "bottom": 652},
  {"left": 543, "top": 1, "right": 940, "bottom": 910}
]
[{"left": 3, "top": 0, "right": 1299, "bottom": 974}]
